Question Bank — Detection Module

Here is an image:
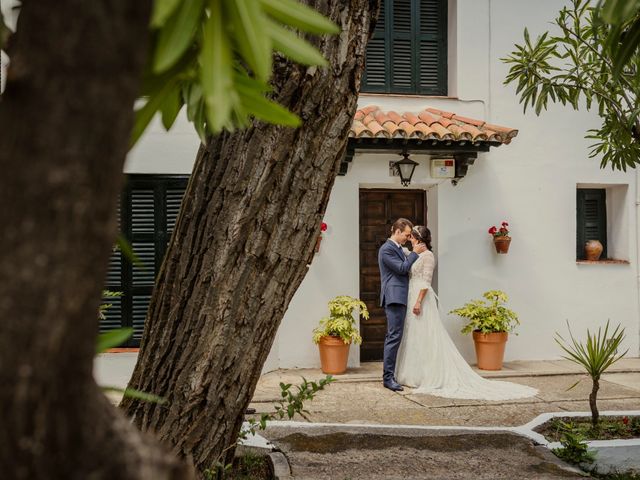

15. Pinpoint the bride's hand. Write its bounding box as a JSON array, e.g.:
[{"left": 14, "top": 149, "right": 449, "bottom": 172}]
[{"left": 413, "top": 303, "right": 421, "bottom": 315}]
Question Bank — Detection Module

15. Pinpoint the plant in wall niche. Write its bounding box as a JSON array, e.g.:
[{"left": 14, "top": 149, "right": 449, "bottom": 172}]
[
  {"left": 450, "top": 290, "right": 520, "bottom": 370},
  {"left": 488, "top": 221, "right": 511, "bottom": 254},
  {"left": 315, "top": 221, "right": 328, "bottom": 253},
  {"left": 555, "top": 320, "right": 628, "bottom": 428},
  {"left": 313, "top": 295, "right": 369, "bottom": 374}
]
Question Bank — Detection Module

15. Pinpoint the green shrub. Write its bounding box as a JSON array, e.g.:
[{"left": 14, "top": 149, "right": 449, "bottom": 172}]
[
  {"left": 312, "top": 296, "right": 369, "bottom": 345},
  {"left": 449, "top": 290, "right": 520, "bottom": 334}
]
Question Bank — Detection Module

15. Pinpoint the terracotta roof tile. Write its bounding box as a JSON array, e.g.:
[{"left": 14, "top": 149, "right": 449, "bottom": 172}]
[{"left": 349, "top": 106, "right": 518, "bottom": 145}]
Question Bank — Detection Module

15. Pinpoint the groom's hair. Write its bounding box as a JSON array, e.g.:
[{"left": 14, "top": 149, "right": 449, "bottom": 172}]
[{"left": 391, "top": 218, "right": 413, "bottom": 235}]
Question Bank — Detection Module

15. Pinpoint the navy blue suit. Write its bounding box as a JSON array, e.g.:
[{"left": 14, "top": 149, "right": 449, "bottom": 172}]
[{"left": 378, "top": 239, "right": 419, "bottom": 382}]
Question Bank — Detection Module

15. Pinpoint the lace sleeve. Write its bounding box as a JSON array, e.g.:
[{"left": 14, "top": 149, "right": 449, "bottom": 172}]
[{"left": 421, "top": 251, "right": 435, "bottom": 287}]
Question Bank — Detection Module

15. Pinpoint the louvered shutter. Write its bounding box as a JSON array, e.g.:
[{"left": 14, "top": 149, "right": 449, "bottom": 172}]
[
  {"left": 361, "top": 0, "right": 447, "bottom": 95},
  {"left": 417, "top": 0, "right": 447, "bottom": 95},
  {"left": 99, "top": 175, "right": 189, "bottom": 346},
  {"left": 576, "top": 189, "right": 607, "bottom": 259},
  {"left": 390, "top": 0, "right": 414, "bottom": 93},
  {"left": 101, "top": 204, "right": 123, "bottom": 334},
  {"left": 362, "top": 0, "right": 388, "bottom": 91}
]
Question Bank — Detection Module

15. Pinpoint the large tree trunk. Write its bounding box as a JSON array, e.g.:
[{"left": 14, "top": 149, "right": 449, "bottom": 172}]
[
  {"left": 121, "top": 0, "right": 379, "bottom": 472},
  {"left": 0, "top": 2, "right": 190, "bottom": 478}
]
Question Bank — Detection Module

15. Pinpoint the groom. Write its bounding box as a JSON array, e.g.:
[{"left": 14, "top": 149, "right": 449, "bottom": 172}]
[{"left": 378, "top": 218, "right": 426, "bottom": 391}]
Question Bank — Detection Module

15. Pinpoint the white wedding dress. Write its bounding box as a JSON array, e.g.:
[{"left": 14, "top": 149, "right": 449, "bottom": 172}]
[{"left": 395, "top": 250, "right": 538, "bottom": 400}]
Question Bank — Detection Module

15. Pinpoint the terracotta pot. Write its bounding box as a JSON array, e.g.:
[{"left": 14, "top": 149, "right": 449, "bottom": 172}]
[
  {"left": 584, "top": 239, "right": 603, "bottom": 261},
  {"left": 318, "top": 336, "right": 350, "bottom": 374},
  {"left": 315, "top": 235, "right": 323, "bottom": 253},
  {"left": 493, "top": 236, "right": 511, "bottom": 254},
  {"left": 472, "top": 331, "right": 508, "bottom": 370}
]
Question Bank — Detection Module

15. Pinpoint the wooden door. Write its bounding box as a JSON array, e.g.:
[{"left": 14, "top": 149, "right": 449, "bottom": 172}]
[{"left": 359, "top": 189, "right": 426, "bottom": 361}]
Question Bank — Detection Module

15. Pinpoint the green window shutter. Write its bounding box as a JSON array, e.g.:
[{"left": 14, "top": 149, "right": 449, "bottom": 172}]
[
  {"left": 576, "top": 189, "right": 607, "bottom": 260},
  {"left": 417, "top": 0, "right": 447, "bottom": 95},
  {"left": 362, "top": 0, "right": 388, "bottom": 92},
  {"left": 390, "top": 0, "right": 414, "bottom": 93},
  {"left": 99, "top": 175, "right": 189, "bottom": 346},
  {"left": 361, "top": 0, "right": 447, "bottom": 95}
]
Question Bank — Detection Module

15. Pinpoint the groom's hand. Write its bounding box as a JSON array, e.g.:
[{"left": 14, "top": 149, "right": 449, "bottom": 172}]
[{"left": 414, "top": 243, "right": 427, "bottom": 254}]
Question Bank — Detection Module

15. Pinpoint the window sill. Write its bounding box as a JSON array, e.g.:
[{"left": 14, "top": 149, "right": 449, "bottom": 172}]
[
  {"left": 359, "top": 92, "right": 457, "bottom": 100},
  {"left": 576, "top": 259, "right": 630, "bottom": 265}
]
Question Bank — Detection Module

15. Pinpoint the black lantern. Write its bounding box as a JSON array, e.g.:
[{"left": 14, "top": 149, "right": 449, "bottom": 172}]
[{"left": 394, "top": 152, "right": 419, "bottom": 187}]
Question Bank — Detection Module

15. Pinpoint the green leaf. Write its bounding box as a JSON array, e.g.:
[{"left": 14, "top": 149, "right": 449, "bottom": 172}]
[
  {"left": 237, "top": 82, "right": 301, "bottom": 127},
  {"left": 116, "top": 235, "right": 142, "bottom": 266},
  {"left": 226, "top": 0, "right": 272, "bottom": 81},
  {"left": 102, "top": 386, "right": 167, "bottom": 404},
  {"left": 201, "top": 0, "right": 234, "bottom": 132},
  {"left": 160, "top": 87, "right": 183, "bottom": 130},
  {"left": 611, "top": 19, "right": 640, "bottom": 78},
  {"left": 96, "top": 328, "right": 133, "bottom": 354},
  {"left": 151, "top": 0, "right": 183, "bottom": 28},
  {"left": 267, "top": 19, "right": 328, "bottom": 66},
  {"left": 600, "top": 0, "right": 640, "bottom": 25},
  {"left": 153, "top": 0, "right": 205, "bottom": 73},
  {"left": 260, "top": 0, "right": 340, "bottom": 34},
  {"left": 130, "top": 78, "right": 178, "bottom": 147}
]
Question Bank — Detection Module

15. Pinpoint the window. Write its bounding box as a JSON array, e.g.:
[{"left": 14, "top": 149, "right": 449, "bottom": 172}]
[
  {"left": 101, "top": 175, "right": 189, "bottom": 346},
  {"left": 576, "top": 188, "right": 607, "bottom": 260},
  {"left": 361, "top": 0, "right": 448, "bottom": 95}
]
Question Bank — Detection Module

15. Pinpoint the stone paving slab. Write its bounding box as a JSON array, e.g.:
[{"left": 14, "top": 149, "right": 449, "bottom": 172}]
[
  {"left": 262, "top": 424, "right": 587, "bottom": 480},
  {"left": 250, "top": 372, "right": 640, "bottom": 427},
  {"left": 603, "top": 372, "right": 640, "bottom": 391}
]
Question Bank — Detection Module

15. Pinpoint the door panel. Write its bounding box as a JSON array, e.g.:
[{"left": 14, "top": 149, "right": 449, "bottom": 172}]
[{"left": 359, "top": 189, "right": 426, "bottom": 361}]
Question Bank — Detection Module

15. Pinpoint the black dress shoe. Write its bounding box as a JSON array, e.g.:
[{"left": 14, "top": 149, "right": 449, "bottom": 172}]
[{"left": 383, "top": 381, "right": 404, "bottom": 392}]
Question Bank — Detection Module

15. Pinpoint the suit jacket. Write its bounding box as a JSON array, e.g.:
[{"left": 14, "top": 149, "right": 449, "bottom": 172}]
[{"left": 378, "top": 239, "right": 419, "bottom": 307}]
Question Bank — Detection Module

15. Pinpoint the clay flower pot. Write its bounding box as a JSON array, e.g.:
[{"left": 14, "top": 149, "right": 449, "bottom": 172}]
[
  {"left": 472, "top": 331, "right": 508, "bottom": 370},
  {"left": 493, "top": 236, "right": 511, "bottom": 254},
  {"left": 584, "top": 239, "right": 603, "bottom": 261},
  {"left": 317, "top": 336, "right": 350, "bottom": 374}
]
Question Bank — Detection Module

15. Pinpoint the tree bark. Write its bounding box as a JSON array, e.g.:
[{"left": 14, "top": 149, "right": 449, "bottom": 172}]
[
  {"left": 0, "top": 1, "right": 190, "bottom": 478},
  {"left": 590, "top": 377, "right": 600, "bottom": 428},
  {"left": 121, "top": 0, "right": 380, "bottom": 472}
]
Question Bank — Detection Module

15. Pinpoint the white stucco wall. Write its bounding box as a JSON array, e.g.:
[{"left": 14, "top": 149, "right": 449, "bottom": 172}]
[
  {"left": 269, "top": 0, "right": 640, "bottom": 369},
  {"left": 122, "top": 0, "right": 640, "bottom": 371}
]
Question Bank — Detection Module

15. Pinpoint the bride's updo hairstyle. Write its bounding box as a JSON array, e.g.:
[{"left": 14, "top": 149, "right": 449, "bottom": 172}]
[{"left": 412, "top": 225, "right": 433, "bottom": 251}]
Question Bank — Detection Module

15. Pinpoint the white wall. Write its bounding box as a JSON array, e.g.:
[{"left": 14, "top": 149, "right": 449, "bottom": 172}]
[
  {"left": 271, "top": 0, "right": 639, "bottom": 368},
  {"left": 121, "top": 0, "right": 640, "bottom": 370}
]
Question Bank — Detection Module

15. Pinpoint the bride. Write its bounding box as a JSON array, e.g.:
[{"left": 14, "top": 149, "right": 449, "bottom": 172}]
[{"left": 395, "top": 225, "right": 538, "bottom": 400}]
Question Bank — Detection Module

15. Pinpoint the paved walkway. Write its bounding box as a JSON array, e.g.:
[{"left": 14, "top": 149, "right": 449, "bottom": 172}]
[
  {"left": 250, "top": 359, "right": 640, "bottom": 427},
  {"left": 249, "top": 359, "right": 639, "bottom": 479},
  {"left": 95, "top": 355, "right": 640, "bottom": 478}
]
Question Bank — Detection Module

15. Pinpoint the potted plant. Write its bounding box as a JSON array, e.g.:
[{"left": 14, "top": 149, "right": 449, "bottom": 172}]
[
  {"left": 489, "top": 221, "right": 511, "bottom": 254},
  {"left": 312, "top": 295, "right": 369, "bottom": 374},
  {"left": 450, "top": 290, "right": 520, "bottom": 370}
]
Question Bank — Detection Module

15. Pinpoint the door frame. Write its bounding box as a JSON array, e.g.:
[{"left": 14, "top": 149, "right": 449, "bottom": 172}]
[{"left": 358, "top": 187, "right": 428, "bottom": 361}]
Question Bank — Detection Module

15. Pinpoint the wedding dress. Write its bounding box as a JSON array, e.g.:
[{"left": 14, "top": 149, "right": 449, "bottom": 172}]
[{"left": 395, "top": 250, "right": 538, "bottom": 400}]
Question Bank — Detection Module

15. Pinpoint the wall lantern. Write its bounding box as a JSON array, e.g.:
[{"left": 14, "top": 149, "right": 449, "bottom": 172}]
[{"left": 394, "top": 152, "right": 419, "bottom": 187}]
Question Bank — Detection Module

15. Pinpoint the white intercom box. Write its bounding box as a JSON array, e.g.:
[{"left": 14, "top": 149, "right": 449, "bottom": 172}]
[{"left": 431, "top": 158, "right": 455, "bottom": 178}]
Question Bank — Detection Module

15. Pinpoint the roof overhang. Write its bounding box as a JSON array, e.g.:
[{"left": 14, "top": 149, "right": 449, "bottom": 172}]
[{"left": 339, "top": 105, "right": 518, "bottom": 180}]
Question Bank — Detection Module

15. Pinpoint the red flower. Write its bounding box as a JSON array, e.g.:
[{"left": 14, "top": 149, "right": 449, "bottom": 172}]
[
  {"left": 488, "top": 226, "right": 497, "bottom": 235},
  {"left": 623, "top": 416, "right": 629, "bottom": 426},
  {"left": 502, "top": 221, "right": 509, "bottom": 227},
  {"left": 321, "top": 222, "right": 328, "bottom": 232}
]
